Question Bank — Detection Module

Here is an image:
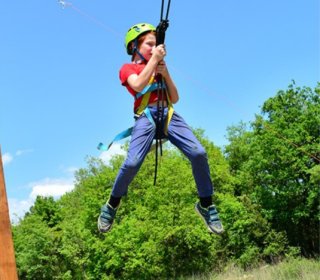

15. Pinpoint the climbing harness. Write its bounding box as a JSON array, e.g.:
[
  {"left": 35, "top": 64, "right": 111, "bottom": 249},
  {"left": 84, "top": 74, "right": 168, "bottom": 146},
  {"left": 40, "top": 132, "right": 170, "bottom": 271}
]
[
  {"left": 97, "top": 77, "right": 169, "bottom": 152},
  {"left": 98, "top": 0, "right": 172, "bottom": 185}
]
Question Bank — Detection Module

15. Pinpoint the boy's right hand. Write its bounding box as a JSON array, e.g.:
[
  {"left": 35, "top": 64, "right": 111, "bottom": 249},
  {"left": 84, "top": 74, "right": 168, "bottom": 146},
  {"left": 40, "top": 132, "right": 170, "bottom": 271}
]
[{"left": 152, "top": 44, "right": 166, "bottom": 62}]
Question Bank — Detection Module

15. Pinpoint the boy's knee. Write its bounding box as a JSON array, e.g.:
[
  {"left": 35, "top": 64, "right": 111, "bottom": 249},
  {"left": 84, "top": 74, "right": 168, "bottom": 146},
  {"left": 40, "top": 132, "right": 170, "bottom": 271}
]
[
  {"left": 123, "top": 157, "right": 142, "bottom": 171},
  {"left": 190, "top": 146, "right": 208, "bottom": 162}
]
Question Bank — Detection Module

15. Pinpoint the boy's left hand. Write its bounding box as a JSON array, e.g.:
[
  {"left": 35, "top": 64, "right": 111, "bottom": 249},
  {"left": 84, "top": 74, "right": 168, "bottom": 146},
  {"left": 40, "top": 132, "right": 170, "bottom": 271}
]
[{"left": 156, "top": 61, "right": 169, "bottom": 78}]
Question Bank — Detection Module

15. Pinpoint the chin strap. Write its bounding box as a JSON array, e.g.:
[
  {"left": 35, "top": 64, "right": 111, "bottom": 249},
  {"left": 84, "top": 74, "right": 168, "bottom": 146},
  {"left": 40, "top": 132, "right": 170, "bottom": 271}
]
[{"left": 132, "top": 38, "right": 147, "bottom": 62}]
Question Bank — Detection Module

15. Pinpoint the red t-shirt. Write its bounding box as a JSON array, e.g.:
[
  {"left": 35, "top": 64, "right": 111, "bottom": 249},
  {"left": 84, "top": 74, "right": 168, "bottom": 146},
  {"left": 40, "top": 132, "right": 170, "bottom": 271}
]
[{"left": 119, "top": 63, "right": 167, "bottom": 112}]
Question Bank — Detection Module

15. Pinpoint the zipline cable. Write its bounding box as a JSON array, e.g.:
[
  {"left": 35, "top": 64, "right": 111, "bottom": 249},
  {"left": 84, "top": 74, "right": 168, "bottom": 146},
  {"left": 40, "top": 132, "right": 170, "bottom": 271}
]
[{"left": 58, "top": 1, "right": 122, "bottom": 39}]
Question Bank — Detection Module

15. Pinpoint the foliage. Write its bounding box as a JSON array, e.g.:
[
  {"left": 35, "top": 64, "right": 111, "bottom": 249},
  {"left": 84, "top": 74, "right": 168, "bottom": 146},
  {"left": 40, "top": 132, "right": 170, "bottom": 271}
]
[
  {"left": 13, "top": 198, "right": 63, "bottom": 279},
  {"left": 12, "top": 82, "right": 319, "bottom": 278},
  {"left": 225, "top": 82, "right": 320, "bottom": 256}
]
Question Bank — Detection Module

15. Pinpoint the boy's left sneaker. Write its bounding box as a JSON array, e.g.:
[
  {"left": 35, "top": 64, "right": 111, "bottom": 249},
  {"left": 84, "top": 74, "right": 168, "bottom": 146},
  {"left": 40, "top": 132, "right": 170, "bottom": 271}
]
[
  {"left": 97, "top": 203, "right": 117, "bottom": 233},
  {"left": 195, "top": 202, "right": 224, "bottom": 234}
]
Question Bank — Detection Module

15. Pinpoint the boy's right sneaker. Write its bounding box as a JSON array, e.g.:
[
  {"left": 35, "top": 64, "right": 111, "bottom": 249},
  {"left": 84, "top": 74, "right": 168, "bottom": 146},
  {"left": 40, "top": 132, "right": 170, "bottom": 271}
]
[
  {"left": 195, "top": 202, "right": 224, "bottom": 234},
  {"left": 98, "top": 203, "right": 117, "bottom": 233}
]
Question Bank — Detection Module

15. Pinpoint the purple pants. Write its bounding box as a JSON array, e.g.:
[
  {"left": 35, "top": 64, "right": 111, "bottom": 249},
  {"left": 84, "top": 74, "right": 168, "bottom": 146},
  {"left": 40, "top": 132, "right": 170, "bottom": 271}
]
[{"left": 111, "top": 107, "right": 213, "bottom": 198}]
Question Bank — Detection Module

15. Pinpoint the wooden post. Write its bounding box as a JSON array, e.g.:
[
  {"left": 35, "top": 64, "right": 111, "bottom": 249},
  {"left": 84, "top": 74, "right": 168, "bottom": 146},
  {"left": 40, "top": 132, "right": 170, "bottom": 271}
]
[{"left": 0, "top": 147, "right": 18, "bottom": 280}]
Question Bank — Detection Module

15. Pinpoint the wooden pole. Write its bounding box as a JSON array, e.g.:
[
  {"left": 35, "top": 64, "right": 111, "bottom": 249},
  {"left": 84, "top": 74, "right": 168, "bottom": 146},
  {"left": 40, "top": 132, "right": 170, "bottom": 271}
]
[{"left": 0, "top": 147, "right": 18, "bottom": 280}]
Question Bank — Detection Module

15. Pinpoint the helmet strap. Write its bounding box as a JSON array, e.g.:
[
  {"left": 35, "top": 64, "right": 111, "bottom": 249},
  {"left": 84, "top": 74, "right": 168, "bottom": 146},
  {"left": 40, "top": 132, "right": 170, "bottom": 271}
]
[{"left": 132, "top": 38, "right": 146, "bottom": 62}]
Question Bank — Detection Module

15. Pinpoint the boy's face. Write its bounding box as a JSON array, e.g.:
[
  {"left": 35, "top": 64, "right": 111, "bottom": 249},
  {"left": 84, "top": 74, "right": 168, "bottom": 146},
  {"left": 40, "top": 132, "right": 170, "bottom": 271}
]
[{"left": 138, "top": 33, "right": 156, "bottom": 61}]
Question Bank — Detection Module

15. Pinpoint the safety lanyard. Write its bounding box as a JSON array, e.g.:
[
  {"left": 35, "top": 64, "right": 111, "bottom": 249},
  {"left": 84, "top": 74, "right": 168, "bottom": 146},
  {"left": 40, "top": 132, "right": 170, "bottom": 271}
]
[{"left": 154, "top": 0, "right": 172, "bottom": 185}]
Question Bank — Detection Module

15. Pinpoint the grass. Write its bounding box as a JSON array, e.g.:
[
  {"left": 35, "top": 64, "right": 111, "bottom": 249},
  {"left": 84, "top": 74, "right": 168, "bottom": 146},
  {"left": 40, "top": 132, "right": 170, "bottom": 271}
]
[{"left": 184, "top": 258, "right": 320, "bottom": 280}]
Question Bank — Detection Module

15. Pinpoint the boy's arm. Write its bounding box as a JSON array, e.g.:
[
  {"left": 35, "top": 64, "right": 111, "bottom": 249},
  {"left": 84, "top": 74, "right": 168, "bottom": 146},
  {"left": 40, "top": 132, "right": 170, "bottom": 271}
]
[
  {"left": 127, "top": 45, "right": 166, "bottom": 92},
  {"left": 157, "top": 61, "right": 179, "bottom": 104}
]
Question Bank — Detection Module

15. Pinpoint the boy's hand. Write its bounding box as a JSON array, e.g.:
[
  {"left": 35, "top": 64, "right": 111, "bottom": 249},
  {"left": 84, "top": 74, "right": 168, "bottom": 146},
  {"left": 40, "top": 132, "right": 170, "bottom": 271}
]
[
  {"left": 156, "top": 60, "right": 169, "bottom": 78},
  {"left": 152, "top": 44, "right": 166, "bottom": 62}
]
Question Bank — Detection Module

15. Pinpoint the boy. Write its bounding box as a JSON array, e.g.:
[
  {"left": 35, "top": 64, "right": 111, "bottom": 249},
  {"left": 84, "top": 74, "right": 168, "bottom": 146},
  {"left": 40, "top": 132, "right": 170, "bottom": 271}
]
[{"left": 98, "top": 23, "right": 224, "bottom": 235}]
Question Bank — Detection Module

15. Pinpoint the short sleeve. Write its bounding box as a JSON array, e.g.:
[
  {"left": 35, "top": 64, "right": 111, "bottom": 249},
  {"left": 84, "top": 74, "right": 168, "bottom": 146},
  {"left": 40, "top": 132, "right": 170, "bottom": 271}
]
[{"left": 119, "top": 64, "right": 137, "bottom": 85}]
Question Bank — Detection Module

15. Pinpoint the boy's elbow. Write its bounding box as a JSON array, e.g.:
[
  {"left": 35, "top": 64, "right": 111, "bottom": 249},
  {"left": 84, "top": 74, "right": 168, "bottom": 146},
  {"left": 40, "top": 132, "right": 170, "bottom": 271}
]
[
  {"left": 171, "top": 94, "right": 179, "bottom": 104},
  {"left": 127, "top": 74, "right": 145, "bottom": 92},
  {"left": 131, "top": 80, "right": 145, "bottom": 92}
]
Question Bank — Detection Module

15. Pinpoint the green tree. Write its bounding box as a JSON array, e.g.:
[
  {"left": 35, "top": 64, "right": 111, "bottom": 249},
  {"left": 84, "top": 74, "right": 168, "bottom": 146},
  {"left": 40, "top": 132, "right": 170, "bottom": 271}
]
[
  {"left": 13, "top": 199, "right": 64, "bottom": 279},
  {"left": 28, "top": 196, "right": 61, "bottom": 227},
  {"left": 225, "top": 83, "right": 320, "bottom": 256}
]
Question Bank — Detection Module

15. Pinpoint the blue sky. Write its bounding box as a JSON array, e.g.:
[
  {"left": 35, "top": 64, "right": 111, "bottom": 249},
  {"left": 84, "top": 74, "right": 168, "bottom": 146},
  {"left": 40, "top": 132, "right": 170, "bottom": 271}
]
[{"left": 1, "top": 0, "right": 319, "bottom": 222}]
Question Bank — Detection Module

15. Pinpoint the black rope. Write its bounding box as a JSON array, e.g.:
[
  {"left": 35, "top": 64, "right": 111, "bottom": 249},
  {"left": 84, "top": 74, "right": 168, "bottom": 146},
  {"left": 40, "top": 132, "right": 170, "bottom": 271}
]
[
  {"left": 154, "top": 79, "right": 165, "bottom": 185},
  {"left": 154, "top": 0, "right": 171, "bottom": 185},
  {"left": 165, "top": 0, "right": 171, "bottom": 20}
]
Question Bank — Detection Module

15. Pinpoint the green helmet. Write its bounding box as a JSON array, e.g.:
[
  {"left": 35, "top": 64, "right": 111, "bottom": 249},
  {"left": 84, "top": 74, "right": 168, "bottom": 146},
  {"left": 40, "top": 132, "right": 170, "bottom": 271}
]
[{"left": 125, "top": 23, "right": 156, "bottom": 55}]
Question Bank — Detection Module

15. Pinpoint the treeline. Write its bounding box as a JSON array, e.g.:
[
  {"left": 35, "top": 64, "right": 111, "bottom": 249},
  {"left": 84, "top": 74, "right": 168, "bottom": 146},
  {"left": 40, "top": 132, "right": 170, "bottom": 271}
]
[{"left": 13, "top": 83, "right": 319, "bottom": 279}]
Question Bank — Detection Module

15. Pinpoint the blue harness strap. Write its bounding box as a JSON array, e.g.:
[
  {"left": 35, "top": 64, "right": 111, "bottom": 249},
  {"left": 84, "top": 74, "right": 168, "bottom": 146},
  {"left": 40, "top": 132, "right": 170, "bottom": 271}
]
[
  {"left": 135, "top": 82, "right": 162, "bottom": 99},
  {"left": 97, "top": 127, "right": 133, "bottom": 151}
]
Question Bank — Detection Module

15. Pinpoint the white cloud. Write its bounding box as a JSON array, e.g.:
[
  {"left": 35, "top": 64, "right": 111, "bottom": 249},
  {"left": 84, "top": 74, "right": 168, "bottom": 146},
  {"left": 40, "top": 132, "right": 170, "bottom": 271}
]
[
  {"left": 8, "top": 198, "right": 33, "bottom": 224},
  {"left": 59, "top": 165, "right": 78, "bottom": 175},
  {"left": 8, "top": 178, "right": 75, "bottom": 224},
  {"left": 64, "top": 166, "right": 78, "bottom": 174},
  {"left": 2, "top": 149, "right": 33, "bottom": 166},
  {"left": 2, "top": 153, "right": 13, "bottom": 165},
  {"left": 15, "top": 149, "right": 33, "bottom": 156},
  {"left": 99, "top": 143, "right": 126, "bottom": 165},
  {"left": 29, "top": 178, "right": 75, "bottom": 199}
]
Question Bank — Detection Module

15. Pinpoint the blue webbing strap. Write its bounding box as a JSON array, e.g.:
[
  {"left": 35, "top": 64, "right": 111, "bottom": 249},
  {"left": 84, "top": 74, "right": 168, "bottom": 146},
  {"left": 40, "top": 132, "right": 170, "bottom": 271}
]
[
  {"left": 143, "top": 106, "right": 155, "bottom": 127},
  {"left": 97, "top": 105, "right": 155, "bottom": 152},
  {"left": 135, "top": 82, "right": 166, "bottom": 99},
  {"left": 97, "top": 127, "right": 133, "bottom": 151}
]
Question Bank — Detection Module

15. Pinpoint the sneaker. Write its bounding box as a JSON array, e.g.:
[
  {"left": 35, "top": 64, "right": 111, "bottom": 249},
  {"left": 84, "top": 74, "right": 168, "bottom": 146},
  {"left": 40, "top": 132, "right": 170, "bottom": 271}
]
[
  {"left": 98, "top": 203, "right": 117, "bottom": 233},
  {"left": 195, "top": 202, "right": 224, "bottom": 234}
]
